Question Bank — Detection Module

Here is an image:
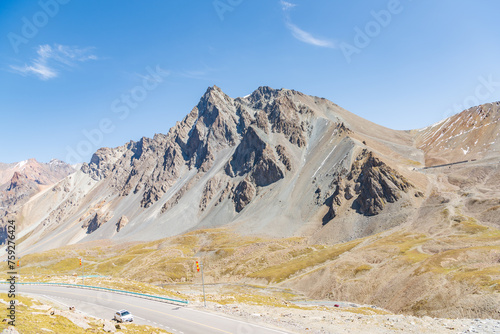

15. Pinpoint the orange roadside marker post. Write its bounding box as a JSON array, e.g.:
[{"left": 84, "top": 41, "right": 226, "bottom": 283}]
[
  {"left": 196, "top": 260, "right": 206, "bottom": 307},
  {"left": 79, "top": 258, "right": 84, "bottom": 285}
]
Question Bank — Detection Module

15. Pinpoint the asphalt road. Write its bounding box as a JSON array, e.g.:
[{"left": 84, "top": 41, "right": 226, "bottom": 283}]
[{"left": 2, "top": 284, "right": 293, "bottom": 334}]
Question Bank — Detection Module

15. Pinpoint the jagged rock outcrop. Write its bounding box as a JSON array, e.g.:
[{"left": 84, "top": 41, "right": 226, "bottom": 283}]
[
  {"left": 116, "top": 215, "right": 129, "bottom": 232},
  {"left": 276, "top": 145, "right": 292, "bottom": 171},
  {"left": 81, "top": 147, "right": 125, "bottom": 181},
  {"left": 82, "top": 212, "right": 111, "bottom": 234},
  {"left": 161, "top": 182, "right": 191, "bottom": 213},
  {"left": 199, "top": 176, "right": 226, "bottom": 212},
  {"left": 233, "top": 179, "right": 256, "bottom": 212},
  {"left": 252, "top": 146, "right": 285, "bottom": 187},
  {"left": 323, "top": 150, "right": 414, "bottom": 224},
  {"left": 254, "top": 110, "right": 269, "bottom": 133},
  {"left": 351, "top": 151, "right": 412, "bottom": 215},
  {"left": 225, "top": 126, "right": 285, "bottom": 187},
  {"left": 81, "top": 86, "right": 242, "bottom": 210},
  {"left": 7, "top": 172, "right": 26, "bottom": 191},
  {"left": 266, "top": 95, "right": 308, "bottom": 147},
  {"left": 334, "top": 122, "right": 352, "bottom": 136},
  {"left": 225, "top": 127, "right": 267, "bottom": 177}
]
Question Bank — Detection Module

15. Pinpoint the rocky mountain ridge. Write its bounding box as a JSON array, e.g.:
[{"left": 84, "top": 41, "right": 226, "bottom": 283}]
[{"left": 4, "top": 86, "right": 499, "bottom": 257}]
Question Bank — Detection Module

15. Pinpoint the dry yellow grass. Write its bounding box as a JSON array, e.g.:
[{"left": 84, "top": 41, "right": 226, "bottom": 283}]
[
  {"left": 248, "top": 239, "right": 362, "bottom": 283},
  {"left": 8, "top": 221, "right": 500, "bottom": 320}
]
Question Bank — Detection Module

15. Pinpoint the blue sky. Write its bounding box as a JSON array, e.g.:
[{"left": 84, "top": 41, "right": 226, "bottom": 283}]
[{"left": 1, "top": 0, "right": 500, "bottom": 164}]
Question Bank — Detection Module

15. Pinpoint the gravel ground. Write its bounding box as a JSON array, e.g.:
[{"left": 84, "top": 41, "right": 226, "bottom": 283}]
[{"left": 195, "top": 302, "right": 500, "bottom": 334}]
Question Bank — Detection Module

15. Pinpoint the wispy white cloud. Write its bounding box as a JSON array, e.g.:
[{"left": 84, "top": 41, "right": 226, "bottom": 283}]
[
  {"left": 285, "top": 21, "right": 335, "bottom": 48},
  {"left": 10, "top": 44, "right": 98, "bottom": 80},
  {"left": 280, "top": 1, "right": 336, "bottom": 49},
  {"left": 280, "top": 0, "right": 296, "bottom": 11},
  {"left": 134, "top": 69, "right": 171, "bottom": 83},
  {"left": 178, "top": 65, "right": 219, "bottom": 81},
  {"left": 181, "top": 70, "right": 210, "bottom": 79}
]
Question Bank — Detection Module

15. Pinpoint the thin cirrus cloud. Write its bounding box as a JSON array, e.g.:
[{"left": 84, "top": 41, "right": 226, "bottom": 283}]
[
  {"left": 280, "top": 0, "right": 336, "bottom": 49},
  {"left": 10, "top": 44, "right": 98, "bottom": 80}
]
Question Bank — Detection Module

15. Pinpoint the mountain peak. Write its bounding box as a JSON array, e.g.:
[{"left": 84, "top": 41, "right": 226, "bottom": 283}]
[
  {"left": 202, "top": 85, "right": 225, "bottom": 99},
  {"left": 197, "top": 85, "right": 234, "bottom": 120},
  {"left": 208, "top": 84, "right": 222, "bottom": 92},
  {"left": 249, "top": 86, "right": 281, "bottom": 100}
]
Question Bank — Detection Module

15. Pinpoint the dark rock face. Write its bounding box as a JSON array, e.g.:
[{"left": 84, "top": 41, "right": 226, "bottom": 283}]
[
  {"left": 225, "top": 126, "right": 284, "bottom": 192},
  {"left": 251, "top": 149, "right": 284, "bottom": 187},
  {"left": 321, "top": 176, "right": 345, "bottom": 224},
  {"left": 233, "top": 180, "right": 256, "bottom": 212},
  {"left": 352, "top": 152, "right": 412, "bottom": 216},
  {"left": 7, "top": 172, "right": 26, "bottom": 191},
  {"left": 254, "top": 110, "right": 269, "bottom": 133},
  {"left": 82, "top": 212, "right": 110, "bottom": 234},
  {"left": 323, "top": 150, "right": 413, "bottom": 224},
  {"left": 226, "top": 127, "right": 267, "bottom": 177}
]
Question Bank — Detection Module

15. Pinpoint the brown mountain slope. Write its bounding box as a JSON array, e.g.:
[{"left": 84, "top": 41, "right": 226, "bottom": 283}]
[
  {"left": 0, "top": 159, "right": 75, "bottom": 243},
  {"left": 415, "top": 102, "right": 500, "bottom": 166}
]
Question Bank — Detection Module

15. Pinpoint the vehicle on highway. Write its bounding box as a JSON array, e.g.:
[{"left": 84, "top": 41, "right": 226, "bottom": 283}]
[{"left": 113, "top": 309, "right": 133, "bottom": 322}]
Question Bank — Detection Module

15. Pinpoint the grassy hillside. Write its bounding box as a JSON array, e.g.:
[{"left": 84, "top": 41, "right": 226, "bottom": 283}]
[{"left": 7, "top": 220, "right": 500, "bottom": 320}]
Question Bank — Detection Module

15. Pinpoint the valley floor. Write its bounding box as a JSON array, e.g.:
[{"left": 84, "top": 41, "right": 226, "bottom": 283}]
[
  {"left": 169, "top": 283, "right": 500, "bottom": 334},
  {"left": 201, "top": 301, "right": 500, "bottom": 334}
]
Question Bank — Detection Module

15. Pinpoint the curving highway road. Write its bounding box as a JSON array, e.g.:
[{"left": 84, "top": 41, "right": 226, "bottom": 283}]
[{"left": 3, "top": 284, "right": 294, "bottom": 334}]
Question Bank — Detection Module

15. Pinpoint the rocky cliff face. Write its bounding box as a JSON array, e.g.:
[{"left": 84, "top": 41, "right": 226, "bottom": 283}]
[
  {"left": 81, "top": 86, "right": 242, "bottom": 210},
  {"left": 78, "top": 86, "right": 307, "bottom": 216}
]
